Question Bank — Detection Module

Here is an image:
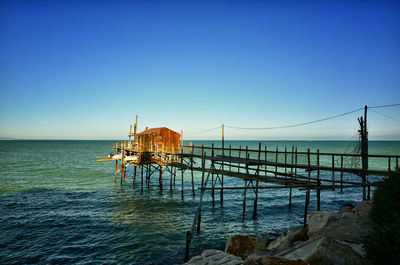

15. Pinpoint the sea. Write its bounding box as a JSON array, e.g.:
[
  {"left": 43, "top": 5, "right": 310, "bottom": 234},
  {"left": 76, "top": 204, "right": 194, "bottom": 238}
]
[{"left": 1, "top": 140, "right": 399, "bottom": 264}]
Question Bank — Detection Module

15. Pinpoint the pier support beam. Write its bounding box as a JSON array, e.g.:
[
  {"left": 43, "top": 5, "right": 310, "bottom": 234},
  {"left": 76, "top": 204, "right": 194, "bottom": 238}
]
[
  {"left": 303, "top": 189, "right": 310, "bottom": 227},
  {"left": 159, "top": 166, "right": 163, "bottom": 192},
  {"left": 133, "top": 166, "right": 137, "bottom": 184},
  {"left": 141, "top": 165, "right": 143, "bottom": 191}
]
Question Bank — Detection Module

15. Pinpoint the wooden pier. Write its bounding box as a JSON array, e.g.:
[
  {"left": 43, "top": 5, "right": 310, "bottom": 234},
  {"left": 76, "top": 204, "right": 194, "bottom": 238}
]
[{"left": 96, "top": 108, "right": 400, "bottom": 262}]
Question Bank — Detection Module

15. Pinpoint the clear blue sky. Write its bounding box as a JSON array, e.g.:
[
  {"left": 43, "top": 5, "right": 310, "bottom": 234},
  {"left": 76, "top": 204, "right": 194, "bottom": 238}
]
[{"left": 1, "top": 0, "right": 399, "bottom": 140}]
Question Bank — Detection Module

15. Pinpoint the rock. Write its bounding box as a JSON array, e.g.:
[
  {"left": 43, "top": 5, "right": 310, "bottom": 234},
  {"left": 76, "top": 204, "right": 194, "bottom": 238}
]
[
  {"left": 307, "top": 211, "right": 341, "bottom": 238},
  {"left": 341, "top": 212, "right": 360, "bottom": 221},
  {"left": 243, "top": 255, "right": 307, "bottom": 265},
  {"left": 225, "top": 235, "right": 267, "bottom": 260},
  {"left": 266, "top": 234, "right": 292, "bottom": 253},
  {"left": 338, "top": 204, "right": 355, "bottom": 215},
  {"left": 308, "top": 211, "right": 371, "bottom": 240},
  {"left": 279, "top": 237, "right": 323, "bottom": 261},
  {"left": 279, "top": 236, "right": 365, "bottom": 265},
  {"left": 184, "top": 249, "right": 243, "bottom": 265},
  {"left": 305, "top": 236, "right": 365, "bottom": 265},
  {"left": 287, "top": 227, "right": 308, "bottom": 243},
  {"left": 352, "top": 201, "right": 372, "bottom": 219}
]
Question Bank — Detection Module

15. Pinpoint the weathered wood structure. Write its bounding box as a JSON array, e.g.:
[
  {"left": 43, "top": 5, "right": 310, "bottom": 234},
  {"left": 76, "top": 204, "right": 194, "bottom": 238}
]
[{"left": 96, "top": 108, "right": 400, "bottom": 262}]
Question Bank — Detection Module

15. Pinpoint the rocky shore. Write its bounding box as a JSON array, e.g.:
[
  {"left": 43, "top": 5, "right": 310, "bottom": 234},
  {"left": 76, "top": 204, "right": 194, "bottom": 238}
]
[{"left": 184, "top": 201, "right": 372, "bottom": 265}]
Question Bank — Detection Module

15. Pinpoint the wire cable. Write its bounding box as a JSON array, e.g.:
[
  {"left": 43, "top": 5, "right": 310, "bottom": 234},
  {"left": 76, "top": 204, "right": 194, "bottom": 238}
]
[
  {"left": 225, "top": 107, "right": 364, "bottom": 130},
  {"left": 368, "top": 103, "right": 400, "bottom": 109},
  {"left": 369, "top": 108, "right": 400, "bottom": 122},
  {"left": 193, "top": 126, "right": 222, "bottom": 134}
]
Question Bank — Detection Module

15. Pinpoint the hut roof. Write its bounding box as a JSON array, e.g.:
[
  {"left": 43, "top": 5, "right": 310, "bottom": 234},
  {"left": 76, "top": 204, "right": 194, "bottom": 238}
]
[{"left": 137, "top": 127, "right": 179, "bottom": 135}]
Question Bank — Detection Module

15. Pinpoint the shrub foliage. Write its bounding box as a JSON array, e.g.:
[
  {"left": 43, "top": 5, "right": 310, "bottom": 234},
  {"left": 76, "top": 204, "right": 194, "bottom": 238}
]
[{"left": 364, "top": 173, "right": 400, "bottom": 265}]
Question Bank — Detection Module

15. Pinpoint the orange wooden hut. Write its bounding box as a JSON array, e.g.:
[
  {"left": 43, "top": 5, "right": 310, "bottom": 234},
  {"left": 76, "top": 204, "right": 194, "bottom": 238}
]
[{"left": 136, "top": 127, "right": 181, "bottom": 153}]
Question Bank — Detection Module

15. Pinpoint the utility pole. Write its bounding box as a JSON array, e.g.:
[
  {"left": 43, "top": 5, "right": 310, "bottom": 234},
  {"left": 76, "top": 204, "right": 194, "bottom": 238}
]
[{"left": 358, "top": 105, "right": 368, "bottom": 200}]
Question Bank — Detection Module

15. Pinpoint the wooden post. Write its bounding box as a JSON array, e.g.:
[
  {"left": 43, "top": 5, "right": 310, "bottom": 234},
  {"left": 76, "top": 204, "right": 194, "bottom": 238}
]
[
  {"left": 174, "top": 167, "right": 176, "bottom": 187},
  {"left": 289, "top": 146, "right": 294, "bottom": 208},
  {"left": 253, "top": 143, "right": 261, "bottom": 220},
  {"left": 307, "top": 149, "right": 311, "bottom": 189},
  {"left": 128, "top": 124, "right": 132, "bottom": 144},
  {"left": 141, "top": 165, "right": 143, "bottom": 191},
  {"left": 238, "top": 146, "right": 242, "bottom": 173},
  {"left": 170, "top": 165, "right": 173, "bottom": 192},
  {"left": 284, "top": 147, "right": 287, "bottom": 177},
  {"left": 295, "top": 147, "right": 298, "bottom": 176},
  {"left": 331, "top": 154, "right": 335, "bottom": 191},
  {"left": 184, "top": 230, "right": 190, "bottom": 263},
  {"left": 243, "top": 180, "right": 247, "bottom": 221},
  {"left": 147, "top": 164, "right": 150, "bottom": 189},
  {"left": 317, "top": 149, "right": 320, "bottom": 210},
  {"left": 133, "top": 166, "right": 137, "bottom": 183},
  {"left": 359, "top": 105, "right": 368, "bottom": 200},
  {"left": 123, "top": 164, "right": 126, "bottom": 182},
  {"left": 120, "top": 161, "right": 124, "bottom": 185},
  {"left": 211, "top": 143, "right": 215, "bottom": 207},
  {"left": 181, "top": 152, "right": 184, "bottom": 200},
  {"left": 340, "top": 155, "right": 343, "bottom": 192},
  {"left": 221, "top": 124, "right": 224, "bottom": 207},
  {"left": 134, "top": 115, "right": 138, "bottom": 143},
  {"left": 275, "top": 147, "right": 278, "bottom": 175},
  {"left": 115, "top": 160, "right": 118, "bottom": 183},
  {"left": 191, "top": 144, "right": 195, "bottom": 197},
  {"left": 303, "top": 189, "right": 310, "bottom": 227},
  {"left": 197, "top": 150, "right": 206, "bottom": 234},
  {"left": 159, "top": 166, "right": 163, "bottom": 192},
  {"left": 265, "top": 145, "right": 267, "bottom": 176},
  {"left": 388, "top": 157, "right": 391, "bottom": 172}
]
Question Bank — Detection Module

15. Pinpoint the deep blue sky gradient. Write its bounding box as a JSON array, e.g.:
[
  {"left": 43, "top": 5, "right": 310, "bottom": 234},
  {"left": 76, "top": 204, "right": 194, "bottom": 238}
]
[{"left": 1, "top": 0, "right": 399, "bottom": 140}]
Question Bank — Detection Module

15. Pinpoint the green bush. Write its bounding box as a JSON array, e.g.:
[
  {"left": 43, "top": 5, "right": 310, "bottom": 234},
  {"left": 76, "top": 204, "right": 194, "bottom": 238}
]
[{"left": 364, "top": 173, "right": 400, "bottom": 265}]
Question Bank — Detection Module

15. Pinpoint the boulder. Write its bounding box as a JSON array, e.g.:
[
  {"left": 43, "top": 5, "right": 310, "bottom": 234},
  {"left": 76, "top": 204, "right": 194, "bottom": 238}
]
[
  {"left": 287, "top": 227, "right": 308, "bottom": 243},
  {"left": 184, "top": 249, "right": 243, "bottom": 265},
  {"left": 280, "top": 236, "right": 365, "bottom": 265},
  {"left": 307, "top": 211, "right": 341, "bottom": 238},
  {"left": 352, "top": 201, "right": 372, "bottom": 219},
  {"left": 305, "top": 236, "right": 365, "bottom": 265},
  {"left": 243, "top": 255, "right": 307, "bottom": 265},
  {"left": 225, "top": 235, "right": 267, "bottom": 260},
  {"left": 266, "top": 234, "right": 292, "bottom": 253},
  {"left": 307, "top": 210, "right": 371, "bottom": 241},
  {"left": 338, "top": 204, "right": 355, "bottom": 215}
]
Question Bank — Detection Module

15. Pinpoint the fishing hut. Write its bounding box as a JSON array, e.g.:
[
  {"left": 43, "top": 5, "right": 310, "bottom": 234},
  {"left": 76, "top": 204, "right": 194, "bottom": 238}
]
[{"left": 96, "top": 116, "right": 183, "bottom": 190}]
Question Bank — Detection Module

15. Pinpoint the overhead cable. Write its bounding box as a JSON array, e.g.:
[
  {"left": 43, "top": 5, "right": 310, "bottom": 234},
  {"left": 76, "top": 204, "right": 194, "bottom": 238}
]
[{"left": 225, "top": 108, "right": 364, "bottom": 130}]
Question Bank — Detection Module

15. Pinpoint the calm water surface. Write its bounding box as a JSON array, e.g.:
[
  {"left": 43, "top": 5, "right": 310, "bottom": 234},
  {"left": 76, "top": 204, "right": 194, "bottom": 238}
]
[{"left": 1, "top": 140, "right": 399, "bottom": 264}]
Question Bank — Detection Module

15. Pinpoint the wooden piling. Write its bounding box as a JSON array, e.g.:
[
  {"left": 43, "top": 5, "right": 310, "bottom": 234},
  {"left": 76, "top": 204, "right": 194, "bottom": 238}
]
[
  {"left": 303, "top": 189, "right": 310, "bottom": 227},
  {"left": 181, "top": 153, "right": 184, "bottom": 199},
  {"left": 114, "top": 161, "right": 118, "bottom": 183},
  {"left": 289, "top": 146, "right": 294, "bottom": 208},
  {"left": 253, "top": 143, "right": 261, "bottom": 219},
  {"left": 340, "top": 155, "right": 343, "bottom": 192},
  {"left": 120, "top": 162, "right": 124, "bottom": 184},
  {"left": 170, "top": 165, "right": 173, "bottom": 192},
  {"left": 317, "top": 149, "right": 320, "bottom": 210},
  {"left": 243, "top": 180, "right": 247, "bottom": 221},
  {"left": 159, "top": 166, "right": 163, "bottom": 192},
  {"left": 191, "top": 144, "right": 195, "bottom": 197},
  {"left": 184, "top": 230, "right": 190, "bottom": 263},
  {"left": 275, "top": 147, "right": 278, "bottom": 174},
  {"left": 133, "top": 166, "right": 137, "bottom": 183},
  {"left": 331, "top": 154, "right": 335, "bottom": 191},
  {"left": 141, "top": 165, "right": 143, "bottom": 191},
  {"left": 211, "top": 143, "right": 215, "bottom": 207}
]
